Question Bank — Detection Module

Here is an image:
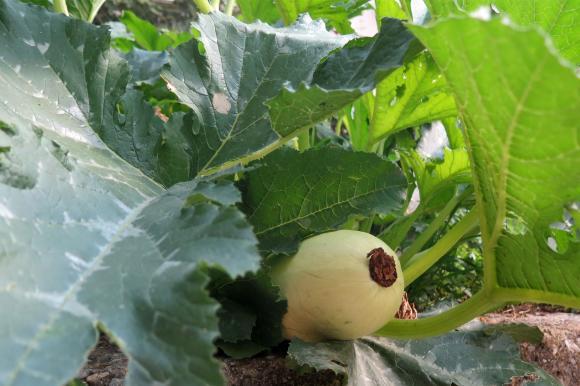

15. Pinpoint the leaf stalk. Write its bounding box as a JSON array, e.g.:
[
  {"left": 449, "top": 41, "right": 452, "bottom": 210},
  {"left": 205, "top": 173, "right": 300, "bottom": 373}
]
[
  {"left": 402, "top": 208, "right": 479, "bottom": 286},
  {"left": 53, "top": 0, "right": 69, "bottom": 16},
  {"left": 225, "top": 0, "right": 236, "bottom": 15},
  {"left": 193, "top": 0, "right": 214, "bottom": 14},
  {"left": 400, "top": 187, "right": 472, "bottom": 266},
  {"left": 374, "top": 289, "right": 503, "bottom": 339}
]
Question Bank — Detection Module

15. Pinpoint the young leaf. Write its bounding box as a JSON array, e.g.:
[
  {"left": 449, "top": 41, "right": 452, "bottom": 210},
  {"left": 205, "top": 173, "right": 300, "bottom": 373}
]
[
  {"left": 368, "top": 52, "right": 457, "bottom": 145},
  {"left": 268, "top": 18, "right": 419, "bottom": 138},
  {"left": 401, "top": 148, "right": 471, "bottom": 210},
  {"left": 162, "top": 13, "right": 347, "bottom": 175},
  {"left": 237, "top": 0, "right": 280, "bottom": 23},
  {"left": 242, "top": 147, "right": 406, "bottom": 253},
  {"left": 0, "top": 2, "right": 260, "bottom": 385},
  {"left": 410, "top": 17, "right": 580, "bottom": 306},
  {"left": 424, "top": 0, "right": 579, "bottom": 63},
  {"left": 120, "top": 11, "right": 190, "bottom": 51},
  {"left": 289, "top": 333, "right": 559, "bottom": 385},
  {"left": 274, "top": 0, "right": 370, "bottom": 32},
  {"left": 65, "top": 0, "right": 106, "bottom": 22}
]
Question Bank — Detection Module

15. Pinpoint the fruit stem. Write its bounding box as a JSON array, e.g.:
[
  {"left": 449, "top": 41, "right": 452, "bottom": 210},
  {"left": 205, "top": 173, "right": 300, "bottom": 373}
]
[
  {"left": 367, "top": 248, "right": 398, "bottom": 287},
  {"left": 374, "top": 289, "right": 503, "bottom": 338},
  {"left": 400, "top": 187, "right": 472, "bottom": 266}
]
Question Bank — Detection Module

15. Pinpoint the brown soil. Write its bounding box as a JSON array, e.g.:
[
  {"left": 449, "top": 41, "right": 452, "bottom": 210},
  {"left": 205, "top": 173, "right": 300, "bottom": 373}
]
[
  {"left": 481, "top": 305, "right": 580, "bottom": 386},
  {"left": 75, "top": 305, "right": 579, "bottom": 386}
]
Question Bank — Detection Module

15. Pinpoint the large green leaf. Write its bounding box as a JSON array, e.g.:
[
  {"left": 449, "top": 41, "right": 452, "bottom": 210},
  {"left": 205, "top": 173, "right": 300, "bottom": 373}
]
[
  {"left": 242, "top": 147, "right": 407, "bottom": 253},
  {"left": 424, "top": 0, "right": 580, "bottom": 63},
  {"left": 0, "top": 2, "right": 260, "bottom": 385},
  {"left": 162, "top": 13, "right": 347, "bottom": 176},
  {"left": 268, "top": 18, "right": 419, "bottom": 137},
  {"left": 289, "top": 331, "right": 559, "bottom": 385},
  {"left": 410, "top": 17, "right": 580, "bottom": 306}
]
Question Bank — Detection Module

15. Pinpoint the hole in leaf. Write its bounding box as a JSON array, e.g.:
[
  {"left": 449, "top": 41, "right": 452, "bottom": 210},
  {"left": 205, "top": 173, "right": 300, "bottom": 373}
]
[
  {"left": 50, "top": 141, "right": 75, "bottom": 172},
  {"left": 0, "top": 121, "right": 16, "bottom": 136},
  {"left": 395, "top": 84, "right": 406, "bottom": 98},
  {"left": 503, "top": 212, "right": 528, "bottom": 236},
  {"left": 544, "top": 204, "right": 578, "bottom": 254},
  {"left": 0, "top": 152, "right": 37, "bottom": 189}
]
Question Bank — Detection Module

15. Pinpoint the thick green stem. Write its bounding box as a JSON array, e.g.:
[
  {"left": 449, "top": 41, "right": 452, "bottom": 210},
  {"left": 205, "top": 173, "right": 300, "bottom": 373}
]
[
  {"left": 225, "top": 0, "right": 236, "bottom": 15},
  {"left": 400, "top": 188, "right": 472, "bottom": 266},
  {"left": 193, "top": 0, "right": 213, "bottom": 13},
  {"left": 359, "top": 215, "right": 375, "bottom": 233},
  {"left": 375, "top": 289, "right": 503, "bottom": 339},
  {"left": 378, "top": 208, "right": 421, "bottom": 250},
  {"left": 403, "top": 208, "right": 479, "bottom": 286},
  {"left": 53, "top": 0, "right": 69, "bottom": 16}
]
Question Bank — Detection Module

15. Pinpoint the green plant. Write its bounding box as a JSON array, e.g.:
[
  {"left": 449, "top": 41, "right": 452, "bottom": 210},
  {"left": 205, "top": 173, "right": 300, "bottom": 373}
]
[{"left": 0, "top": 0, "right": 578, "bottom": 384}]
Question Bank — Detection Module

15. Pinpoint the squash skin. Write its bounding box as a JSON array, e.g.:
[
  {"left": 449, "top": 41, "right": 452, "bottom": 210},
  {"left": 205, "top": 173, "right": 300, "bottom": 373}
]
[{"left": 271, "top": 230, "right": 404, "bottom": 342}]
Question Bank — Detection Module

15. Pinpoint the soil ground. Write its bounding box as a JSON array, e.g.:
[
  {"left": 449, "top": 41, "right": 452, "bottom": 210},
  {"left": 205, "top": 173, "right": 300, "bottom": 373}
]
[{"left": 75, "top": 304, "right": 579, "bottom": 386}]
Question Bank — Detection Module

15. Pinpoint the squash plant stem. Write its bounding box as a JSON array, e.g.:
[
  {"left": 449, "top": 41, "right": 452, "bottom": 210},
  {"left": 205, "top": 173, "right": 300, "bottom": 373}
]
[
  {"left": 225, "top": 0, "right": 236, "bottom": 15},
  {"left": 53, "top": 0, "right": 69, "bottom": 16},
  {"left": 193, "top": 0, "right": 213, "bottom": 14},
  {"left": 402, "top": 208, "right": 479, "bottom": 286},
  {"left": 374, "top": 289, "right": 504, "bottom": 338},
  {"left": 400, "top": 187, "right": 473, "bottom": 266}
]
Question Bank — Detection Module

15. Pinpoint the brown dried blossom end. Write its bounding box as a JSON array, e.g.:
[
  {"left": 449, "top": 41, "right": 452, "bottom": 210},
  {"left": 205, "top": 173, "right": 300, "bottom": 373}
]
[{"left": 367, "top": 247, "right": 397, "bottom": 288}]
